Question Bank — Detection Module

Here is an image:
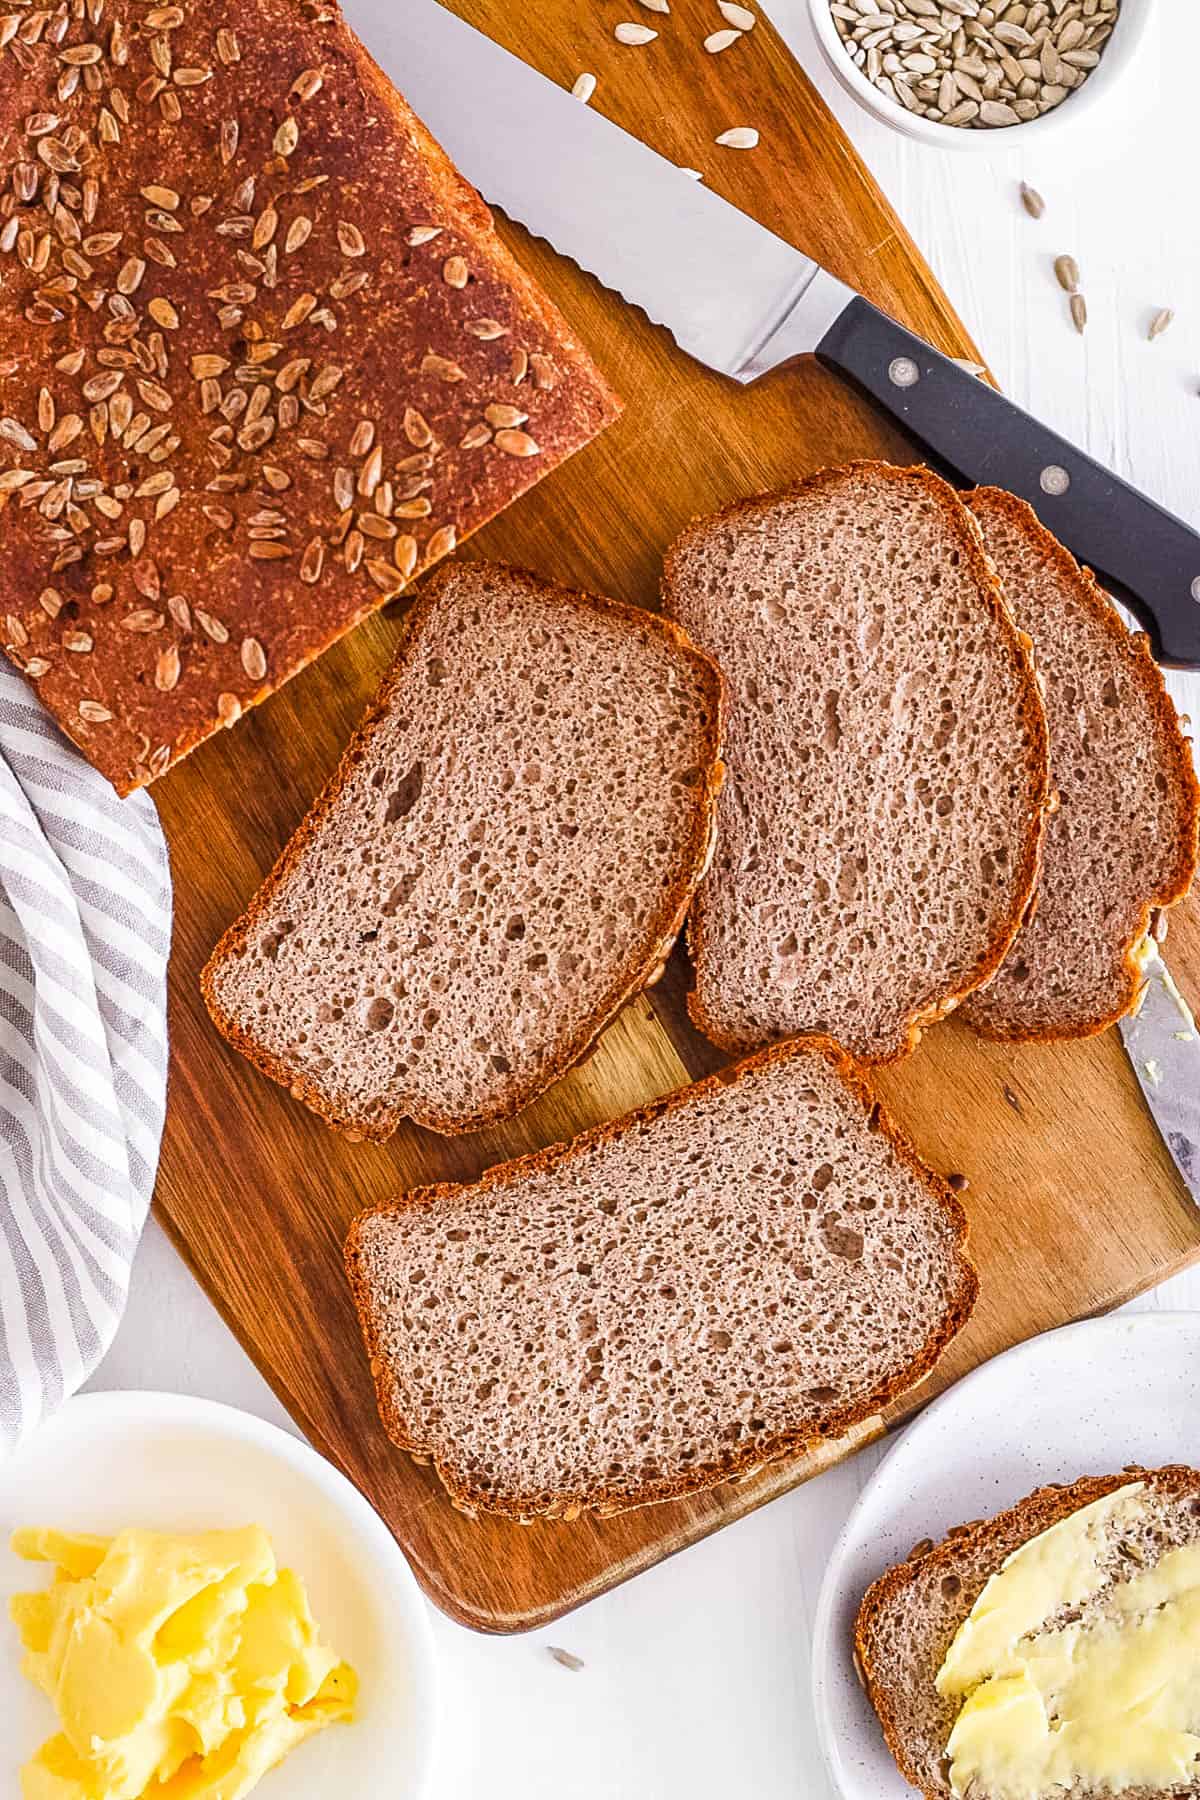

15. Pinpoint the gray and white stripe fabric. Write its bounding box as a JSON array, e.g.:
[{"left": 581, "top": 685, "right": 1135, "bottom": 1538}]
[{"left": 0, "top": 660, "right": 171, "bottom": 1451}]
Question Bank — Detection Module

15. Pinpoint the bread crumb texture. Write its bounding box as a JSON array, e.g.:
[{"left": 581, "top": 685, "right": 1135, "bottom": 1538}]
[
  {"left": 664, "top": 462, "right": 1051, "bottom": 1063},
  {"left": 204, "top": 563, "right": 725, "bottom": 1137},
  {"left": 0, "top": 0, "right": 618, "bottom": 792},
  {"left": 345, "top": 1038, "right": 977, "bottom": 1518}
]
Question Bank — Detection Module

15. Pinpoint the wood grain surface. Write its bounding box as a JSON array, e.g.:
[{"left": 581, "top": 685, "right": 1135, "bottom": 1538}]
[{"left": 152, "top": 0, "right": 1200, "bottom": 1632}]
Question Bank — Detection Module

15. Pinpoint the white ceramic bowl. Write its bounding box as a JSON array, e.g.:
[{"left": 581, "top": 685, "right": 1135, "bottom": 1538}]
[
  {"left": 806, "top": 0, "right": 1152, "bottom": 151},
  {"left": 0, "top": 1392, "right": 439, "bottom": 1800}
]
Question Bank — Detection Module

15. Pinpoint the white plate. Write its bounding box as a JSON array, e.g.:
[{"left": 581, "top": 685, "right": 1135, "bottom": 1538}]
[
  {"left": 0, "top": 1391, "right": 437, "bottom": 1797},
  {"left": 811, "top": 1312, "right": 1200, "bottom": 1798}
]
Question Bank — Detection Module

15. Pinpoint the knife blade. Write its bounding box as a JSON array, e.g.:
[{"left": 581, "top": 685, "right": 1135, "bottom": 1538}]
[
  {"left": 1119, "top": 948, "right": 1200, "bottom": 1210},
  {"left": 367, "top": 0, "right": 1200, "bottom": 667}
]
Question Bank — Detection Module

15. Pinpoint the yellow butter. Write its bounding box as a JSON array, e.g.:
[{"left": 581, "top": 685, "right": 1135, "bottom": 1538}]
[
  {"left": 936, "top": 1481, "right": 1200, "bottom": 1798},
  {"left": 9, "top": 1525, "right": 357, "bottom": 1800}
]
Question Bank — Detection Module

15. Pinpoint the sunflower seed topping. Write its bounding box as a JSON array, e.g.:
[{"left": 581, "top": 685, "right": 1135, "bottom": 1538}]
[
  {"left": 0, "top": 0, "right": 585, "bottom": 782},
  {"left": 154, "top": 645, "right": 181, "bottom": 691}
]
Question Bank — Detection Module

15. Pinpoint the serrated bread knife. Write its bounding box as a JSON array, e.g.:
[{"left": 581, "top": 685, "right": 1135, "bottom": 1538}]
[
  {"left": 352, "top": 0, "right": 1200, "bottom": 1206},
  {"left": 370, "top": 0, "right": 1200, "bottom": 669}
]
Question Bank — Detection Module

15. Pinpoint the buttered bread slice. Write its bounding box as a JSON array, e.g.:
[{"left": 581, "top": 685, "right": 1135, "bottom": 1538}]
[{"left": 856, "top": 1466, "right": 1200, "bottom": 1799}]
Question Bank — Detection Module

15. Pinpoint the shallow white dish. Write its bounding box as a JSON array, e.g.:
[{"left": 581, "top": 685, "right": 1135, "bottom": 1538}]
[
  {"left": 806, "top": 0, "right": 1152, "bottom": 151},
  {"left": 0, "top": 1390, "right": 437, "bottom": 1798},
  {"left": 811, "top": 1311, "right": 1200, "bottom": 1797}
]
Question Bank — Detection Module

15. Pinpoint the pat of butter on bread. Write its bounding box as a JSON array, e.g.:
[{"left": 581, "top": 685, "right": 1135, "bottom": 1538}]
[{"left": 857, "top": 1467, "right": 1200, "bottom": 1799}]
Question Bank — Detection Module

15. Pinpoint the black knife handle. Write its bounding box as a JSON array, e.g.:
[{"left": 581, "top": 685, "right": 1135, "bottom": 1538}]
[{"left": 816, "top": 296, "right": 1200, "bottom": 667}]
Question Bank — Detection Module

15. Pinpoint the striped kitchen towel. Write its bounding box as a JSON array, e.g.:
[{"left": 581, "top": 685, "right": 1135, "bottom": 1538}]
[{"left": 0, "top": 660, "right": 171, "bottom": 1451}]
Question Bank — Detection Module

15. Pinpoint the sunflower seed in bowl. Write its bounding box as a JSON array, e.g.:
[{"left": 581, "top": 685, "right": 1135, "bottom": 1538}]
[{"left": 809, "top": 0, "right": 1141, "bottom": 146}]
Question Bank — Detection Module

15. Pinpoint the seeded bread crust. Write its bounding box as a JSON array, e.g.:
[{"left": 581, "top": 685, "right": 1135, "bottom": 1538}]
[
  {"left": 662, "top": 461, "right": 1052, "bottom": 1064},
  {"left": 961, "top": 487, "right": 1199, "bottom": 1042},
  {"left": 201, "top": 561, "right": 727, "bottom": 1139},
  {"left": 855, "top": 1464, "right": 1200, "bottom": 1800},
  {"left": 0, "top": 0, "right": 619, "bottom": 794},
  {"left": 344, "top": 1036, "right": 979, "bottom": 1520}
]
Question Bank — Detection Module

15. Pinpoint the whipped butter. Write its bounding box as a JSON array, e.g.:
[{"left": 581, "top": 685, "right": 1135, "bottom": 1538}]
[{"left": 10, "top": 1525, "right": 357, "bottom": 1800}]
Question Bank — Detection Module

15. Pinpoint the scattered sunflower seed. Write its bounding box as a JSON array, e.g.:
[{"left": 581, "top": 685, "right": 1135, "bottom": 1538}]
[
  {"left": 1019, "top": 181, "right": 1046, "bottom": 220},
  {"left": 1147, "top": 307, "right": 1174, "bottom": 342},
  {"left": 715, "top": 126, "right": 760, "bottom": 148},
  {"left": 548, "top": 1647, "right": 586, "bottom": 1672},
  {"left": 705, "top": 28, "right": 743, "bottom": 52},
  {"left": 635, "top": 0, "right": 670, "bottom": 10},
  {"left": 1054, "top": 254, "right": 1080, "bottom": 294},
  {"left": 718, "top": 2, "right": 756, "bottom": 26},
  {"left": 571, "top": 72, "right": 597, "bottom": 103},
  {"left": 1070, "top": 292, "right": 1088, "bottom": 334},
  {"left": 614, "top": 22, "right": 658, "bottom": 44}
]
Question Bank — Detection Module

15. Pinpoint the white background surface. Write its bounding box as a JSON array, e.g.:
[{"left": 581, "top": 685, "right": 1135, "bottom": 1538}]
[{"left": 79, "top": 3, "right": 1200, "bottom": 1797}]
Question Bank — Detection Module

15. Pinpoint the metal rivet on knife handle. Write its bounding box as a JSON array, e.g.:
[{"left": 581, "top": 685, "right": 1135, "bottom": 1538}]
[
  {"left": 1040, "top": 464, "right": 1071, "bottom": 497},
  {"left": 1191, "top": 577, "right": 1200, "bottom": 605},
  {"left": 888, "top": 356, "right": 920, "bottom": 388}
]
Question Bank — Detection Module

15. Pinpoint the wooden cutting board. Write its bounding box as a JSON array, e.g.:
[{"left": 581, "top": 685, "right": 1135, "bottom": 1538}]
[{"left": 153, "top": 0, "right": 1200, "bottom": 1631}]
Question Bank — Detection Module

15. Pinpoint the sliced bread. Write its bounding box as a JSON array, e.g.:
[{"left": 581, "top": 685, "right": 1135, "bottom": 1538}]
[
  {"left": 662, "top": 462, "right": 1051, "bottom": 1063},
  {"left": 202, "top": 562, "right": 724, "bottom": 1139},
  {"left": 855, "top": 1465, "right": 1200, "bottom": 1799},
  {"left": 345, "top": 1038, "right": 978, "bottom": 1520},
  {"left": 961, "top": 488, "right": 1199, "bottom": 1040}
]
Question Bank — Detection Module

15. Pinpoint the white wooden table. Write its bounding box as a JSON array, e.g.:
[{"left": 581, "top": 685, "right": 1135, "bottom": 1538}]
[{"left": 87, "top": 5, "right": 1200, "bottom": 1795}]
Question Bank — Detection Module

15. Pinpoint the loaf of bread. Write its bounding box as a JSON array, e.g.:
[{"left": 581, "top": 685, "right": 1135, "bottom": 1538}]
[
  {"left": 203, "top": 562, "right": 725, "bottom": 1137},
  {"left": 662, "top": 462, "right": 1052, "bottom": 1062},
  {"left": 855, "top": 1465, "right": 1200, "bottom": 1799},
  {"left": 0, "top": 0, "right": 618, "bottom": 793},
  {"left": 961, "top": 488, "right": 1199, "bottom": 1040},
  {"left": 345, "top": 1037, "right": 978, "bottom": 1519}
]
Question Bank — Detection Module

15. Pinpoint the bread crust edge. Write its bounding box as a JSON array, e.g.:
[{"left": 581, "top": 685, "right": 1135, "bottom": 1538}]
[
  {"left": 960, "top": 485, "right": 1200, "bottom": 1043},
  {"left": 200, "top": 561, "right": 728, "bottom": 1140},
  {"left": 343, "top": 1033, "right": 979, "bottom": 1520},
  {"left": 660, "top": 461, "right": 1054, "bottom": 1067}
]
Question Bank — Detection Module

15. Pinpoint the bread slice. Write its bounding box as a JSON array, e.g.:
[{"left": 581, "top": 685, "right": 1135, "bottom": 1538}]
[
  {"left": 344, "top": 1038, "right": 978, "bottom": 1520},
  {"left": 0, "top": 0, "right": 618, "bottom": 794},
  {"left": 960, "top": 489, "right": 1199, "bottom": 1040},
  {"left": 202, "top": 562, "right": 724, "bottom": 1139},
  {"left": 855, "top": 1465, "right": 1200, "bottom": 1799},
  {"left": 662, "top": 462, "right": 1051, "bottom": 1063}
]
